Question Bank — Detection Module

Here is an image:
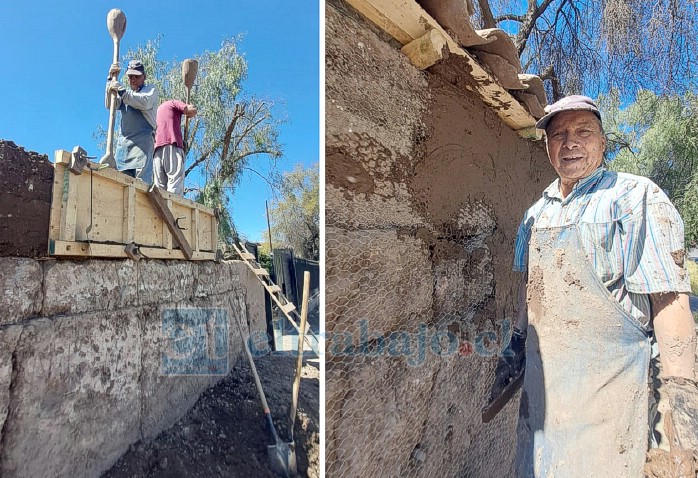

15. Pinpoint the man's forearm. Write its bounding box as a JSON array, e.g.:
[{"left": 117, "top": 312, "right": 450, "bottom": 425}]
[
  {"left": 652, "top": 292, "right": 696, "bottom": 380},
  {"left": 122, "top": 87, "right": 157, "bottom": 110}
]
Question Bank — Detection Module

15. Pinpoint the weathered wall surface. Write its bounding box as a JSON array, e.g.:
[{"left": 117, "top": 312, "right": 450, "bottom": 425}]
[
  {"left": 325, "top": 1, "right": 555, "bottom": 476},
  {"left": 0, "top": 257, "right": 264, "bottom": 478}
]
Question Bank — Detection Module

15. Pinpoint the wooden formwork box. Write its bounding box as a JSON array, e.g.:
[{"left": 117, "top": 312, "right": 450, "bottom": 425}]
[{"left": 48, "top": 150, "right": 219, "bottom": 260}]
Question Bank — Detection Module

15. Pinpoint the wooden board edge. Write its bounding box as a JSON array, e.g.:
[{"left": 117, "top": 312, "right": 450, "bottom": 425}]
[
  {"left": 344, "top": 0, "right": 537, "bottom": 132},
  {"left": 50, "top": 240, "right": 216, "bottom": 261},
  {"left": 401, "top": 29, "right": 449, "bottom": 70},
  {"left": 53, "top": 151, "right": 214, "bottom": 215}
]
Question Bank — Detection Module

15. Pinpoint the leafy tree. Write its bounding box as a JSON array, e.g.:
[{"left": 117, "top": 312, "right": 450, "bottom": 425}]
[
  {"left": 600, "top": 90, "right": 698, "bottom": 246},
  {"left": 262, "top": 164, "right": 319, "bottom": 261},
  {"left": 107, "top": 36, "right": 284, "bottom": 245},
  {"left": 475, "top": 0, "right": 698, "bottom": 100}
]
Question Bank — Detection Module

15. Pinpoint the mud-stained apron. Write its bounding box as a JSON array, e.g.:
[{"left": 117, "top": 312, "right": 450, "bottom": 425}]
[
  {"left": 514, "top": 210, "right": 651, "bottom": 477},
  {"left": 119, "top": 103, "right": 154, "bottom": 173}
]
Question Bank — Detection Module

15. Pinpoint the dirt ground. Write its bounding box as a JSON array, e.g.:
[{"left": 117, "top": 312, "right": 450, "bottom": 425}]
[{"left": 102, "top": 354, "right": 319, "bottom": 478}]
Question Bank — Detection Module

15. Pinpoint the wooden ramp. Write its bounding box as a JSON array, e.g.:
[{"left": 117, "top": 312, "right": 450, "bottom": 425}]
[{"left": 48, "top": 149, "right": 219, "bottom": 260}]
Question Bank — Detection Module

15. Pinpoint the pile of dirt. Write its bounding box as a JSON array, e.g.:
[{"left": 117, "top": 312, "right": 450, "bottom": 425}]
[{"left": 102, "top": 354, "right": 319, "bottom": 478}]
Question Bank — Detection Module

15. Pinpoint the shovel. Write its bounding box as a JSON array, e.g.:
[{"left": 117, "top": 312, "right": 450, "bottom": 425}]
[
  {"left": 100, "top": 9, "right": 126, "bottom": 169},
  {"left": 235, "top": 317, "right": 297, "bottom": 477},
  {"left": 181, "top": 59, "right": 198, "bottom": 151}
]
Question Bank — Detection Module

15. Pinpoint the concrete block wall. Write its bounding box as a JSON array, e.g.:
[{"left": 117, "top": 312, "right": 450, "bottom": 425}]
[
  {"left": 325, "top": 0, "right": 556, "bottom": 476},
  {"left": 0, "top": 257, "right": 264, "bottom": 478}
]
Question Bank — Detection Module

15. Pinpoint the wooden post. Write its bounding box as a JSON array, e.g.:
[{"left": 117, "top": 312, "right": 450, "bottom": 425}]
[{"left": 122, "top": 185, "right": 135, "bottom": 243}]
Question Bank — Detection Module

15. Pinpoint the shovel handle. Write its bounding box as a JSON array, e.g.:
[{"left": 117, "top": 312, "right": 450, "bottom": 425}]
[
  {"left": 289, "top": 272, "right": 310, "bottom": 436},
  {"left": 181, "top": 59, "right": 198, "bottom": 149},
  {"left": 104, "top": 9, "right": 126, "bottom": 164}
]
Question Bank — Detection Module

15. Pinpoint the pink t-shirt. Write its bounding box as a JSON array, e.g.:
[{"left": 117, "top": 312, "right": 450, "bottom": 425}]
[{"left": 154, "top": 100, "right": 187, "bottom": 149}]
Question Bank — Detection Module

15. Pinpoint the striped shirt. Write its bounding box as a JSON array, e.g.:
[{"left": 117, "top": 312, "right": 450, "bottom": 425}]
[{"left": 513, "top": 167, "right": 690, "bottom": 325}]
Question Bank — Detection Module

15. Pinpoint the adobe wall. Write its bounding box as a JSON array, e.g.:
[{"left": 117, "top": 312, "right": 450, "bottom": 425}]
[
  {"left": 0, "top": 248, "right": 265, "bottom": 475},
  {"left": 325, "top": 1, "right": 555, "bottom": 476}
]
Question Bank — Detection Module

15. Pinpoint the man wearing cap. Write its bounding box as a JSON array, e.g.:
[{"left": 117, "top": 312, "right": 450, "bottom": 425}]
[
  {"left": 497, "top": 95, "right": 696, "bottom": 476},
  {"left": 105, "top": 60, "right": 158, "bottom": 183}
]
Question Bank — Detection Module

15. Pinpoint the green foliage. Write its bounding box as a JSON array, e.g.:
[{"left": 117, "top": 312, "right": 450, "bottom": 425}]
[
  {"left": 263, "top": 164, "right": 319, "bottom": 261},
  {"left": 687, "top": 260, "right": 698, "bottom": 296},
  {"left": 257, "top": 249, "right": 274, "bottom": 274},
  {"left": 194, "top": 178, "right": 237, "bottom": 246},
  {"left": 600, "top": 90, "right": 698, "bottom": 247},
  {"left": 118, "top": 36, "right": 284, "bottom": 246}
]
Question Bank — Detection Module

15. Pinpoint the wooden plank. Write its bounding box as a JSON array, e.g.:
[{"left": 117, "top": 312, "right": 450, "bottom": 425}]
[
  {"left": 134, "top": 190, "right": 163, "bottom": 247},
  {"left": 162, "top": 199, "right": 174, "bottom": 250},
  {"left": 252, "top": 268, "right": 270, "bottom": 276},
  {"left": 147, "top": 187, "right": 194, "bottom": 260},
  {"left": 280, "top": 302, "right": 296, "bottom": 314},
  {"left": 344, "top": 0, "right": 415, "bottom": 44},
  {"left": 59, "top": 167, "right": 79, "bottom": 242},
  {"left": 401, "top": 29, "right": 449, "bottom": 70},
  {"left": 155, "top": 182, "right": 215, "bottom": 215},
  {"left": 191, "top": 208, "right": 200, "bottom": 252},
  {"left": 211, "top": 212, "right": 218, "bottom": 253},
  {"left": 54, "top": 149, "right": 71, "bottom": 166},
  {"left": 50, "top": 240, "right": 215, "bottom": 260},
  {"left": 171, "top": 202, "right": 194, "bottom": 249},
  {"left": 48, "top": 160, "right": 67, "bottom": 241},
  {"left": 194, "top": 213, "right": 210, "bottom": 251},
  {"left": 49, "top": 151, "right": 218, "bottom": 259},
  {"left": 265, "top": 284, "right": 282, "bottom": 294},
  {"left": 122, "top": 185, "right": 135, "bottom": 243},
  {"left": 344, "top": 0, "right": 537, "bottom": 134},
  {"left": 239, "top": 251, "right": 256, "bottom": 261},
  {"left": 75, "top": 172, "right": 125, "bottom": 242}
]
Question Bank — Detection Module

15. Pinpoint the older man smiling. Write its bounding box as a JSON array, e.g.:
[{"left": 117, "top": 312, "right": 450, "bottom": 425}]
[{"left": 495, "top": 95, "right": 697, "bottom": 477}]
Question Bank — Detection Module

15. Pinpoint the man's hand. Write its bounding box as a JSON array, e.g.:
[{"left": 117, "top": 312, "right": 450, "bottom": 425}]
[
  {"left": 107, "top": 80, "right": 124, "bottom": 95},
  {"left": 644, "top": 377, "right": 698, "bottom": 477},
  {"left": 489, "top": 327, "right": 526, "bottom": 402},
  {"left": 108, "top": 62, "right": 121, "bottom": 80},
  {"left": 184, "top": 104, "right": 198, "bottom": 118}
]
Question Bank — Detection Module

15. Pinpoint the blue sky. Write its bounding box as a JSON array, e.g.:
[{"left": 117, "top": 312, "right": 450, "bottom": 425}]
[{"left": 0, "top": 0, "right": 320, "bottom": 242}]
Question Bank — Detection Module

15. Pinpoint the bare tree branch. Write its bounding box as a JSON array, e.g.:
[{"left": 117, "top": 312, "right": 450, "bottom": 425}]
[
  {"left": 242, "top": 166, "right": 281, "bottom": 193},
  {"left": 515, "top": 0, "right": 558, "bottom": 55},
  {"left": 184, "top": 145, "right": 216, "bottom": 177},
  {"left": 495, "top": 13, "right": 526, "bottom": 23},
  {"left": 477, "top": 0, "right": 497, "bottom": 28},
  {"left": 219, "top": 103, "right": 245, "bottom": 167},
  {"left": 540, "top": 64, "right": 562, "bottom": 101}
]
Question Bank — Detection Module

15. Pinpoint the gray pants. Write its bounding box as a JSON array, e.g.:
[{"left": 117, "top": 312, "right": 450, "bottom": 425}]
[{"left": 153, "top": 144, "right": 184, "bottom": 195}]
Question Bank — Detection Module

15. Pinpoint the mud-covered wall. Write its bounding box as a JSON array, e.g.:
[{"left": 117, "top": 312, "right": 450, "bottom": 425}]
[
  {"left": 0, "top": 256, "right": 265, "bottom": 478},
  {"left": 325, "top": 1, "right": 555, "bottom": 476},
  {"left": 0, "top": 141, "right": 53, "bottom": 258}
]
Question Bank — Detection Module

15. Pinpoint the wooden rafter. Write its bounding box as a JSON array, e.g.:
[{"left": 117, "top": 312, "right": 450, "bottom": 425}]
[{"left": 344, "top": 0, "right": 541, "bottom": 139}]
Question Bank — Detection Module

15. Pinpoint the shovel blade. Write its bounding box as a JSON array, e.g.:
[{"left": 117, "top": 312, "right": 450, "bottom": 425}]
[{"left": 267, "top": 441, "right": 297, "bottom": 477}]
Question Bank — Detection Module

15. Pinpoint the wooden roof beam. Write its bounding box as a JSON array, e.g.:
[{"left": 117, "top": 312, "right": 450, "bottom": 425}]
[{"left": 344, "top": 0, "right": 542, "bottom": 139}]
